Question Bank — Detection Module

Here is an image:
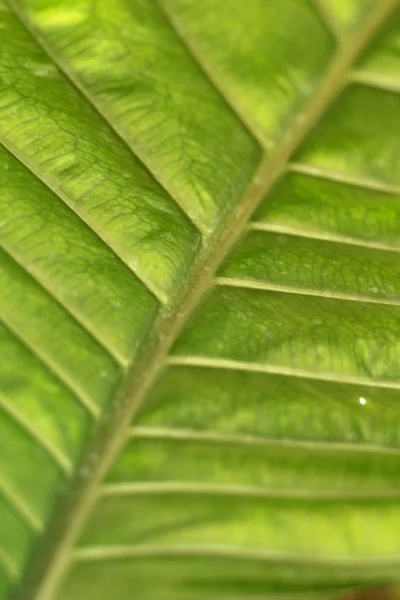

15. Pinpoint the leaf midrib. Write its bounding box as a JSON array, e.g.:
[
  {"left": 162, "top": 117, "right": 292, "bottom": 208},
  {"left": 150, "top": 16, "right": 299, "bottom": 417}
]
[{"left": 14, "top": 1, "right": 400, "bottom": 598}]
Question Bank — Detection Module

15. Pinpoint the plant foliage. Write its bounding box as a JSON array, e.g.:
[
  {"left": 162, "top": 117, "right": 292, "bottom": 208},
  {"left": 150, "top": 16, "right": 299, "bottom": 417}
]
[{"left": 1, "top": 0, "right": 400, "bottom": 598}]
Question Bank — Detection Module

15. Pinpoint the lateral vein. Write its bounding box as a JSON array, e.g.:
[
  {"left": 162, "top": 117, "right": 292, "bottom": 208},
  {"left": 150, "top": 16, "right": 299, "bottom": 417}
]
[
  {"left": 215, "top": 277, "right": 400, "bottom": 307},
  {"left": 249, "top": 221, "right": 400, "bottom": 254},
  {"left": 311, "top": 0, "right": 346, "bottom": 42},
  {"left": 0, "top": 242, "right": 127, "bottom": 368},
  {"left": 0, "top": 393, "right": 72, "bottom": 475},
  {"left": 100, "top": 481, "right": 400, "bottom": 501},
  {"left": 0, "top": 479, "right": 43, "bottom": 533},
  {"left": 0, "top": 316, "right": 100, "bottom": 419},
  {"left": 128, "top": 426, "right": 400, "bottom": 457},
  {"left": 289, "top": 161, "right": 400, "bottom": 197},
  {"left": 167, "top": 355, "right": 400, "bottom": 391},
  {"left": 349, "top": 69, "right": 400, "bottom": 94},
  {"left": 0, "top": 548, "right": 18, "bottom": 582},
  {"left": 71, "top": 544, "right": 400, "bottom": 570},
  {"left": 155, "top": 0, "right": 263, "bottom": 146}
]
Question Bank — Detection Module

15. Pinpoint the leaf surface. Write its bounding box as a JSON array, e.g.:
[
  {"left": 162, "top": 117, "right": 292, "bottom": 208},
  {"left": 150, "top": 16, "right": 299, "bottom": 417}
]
[{"left": 1, "top": 0, "right": 400, "bottom": 599}]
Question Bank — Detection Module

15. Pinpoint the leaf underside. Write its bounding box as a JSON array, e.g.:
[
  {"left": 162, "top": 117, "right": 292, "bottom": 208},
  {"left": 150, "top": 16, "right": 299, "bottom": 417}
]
[{"left": 1, "top": 0, "right": 400, "bottom": 598}]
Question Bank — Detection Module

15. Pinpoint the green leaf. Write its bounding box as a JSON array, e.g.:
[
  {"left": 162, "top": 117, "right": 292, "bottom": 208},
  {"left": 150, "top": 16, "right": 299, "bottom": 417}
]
[{"left": 1, "top": 0, "right": 400, "bottom": 599}]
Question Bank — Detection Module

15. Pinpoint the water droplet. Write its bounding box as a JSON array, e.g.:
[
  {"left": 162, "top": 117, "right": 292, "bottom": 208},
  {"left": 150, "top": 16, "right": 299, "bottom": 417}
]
[{"left": 359, "top": 397, "right": 367, "bottom": 406}]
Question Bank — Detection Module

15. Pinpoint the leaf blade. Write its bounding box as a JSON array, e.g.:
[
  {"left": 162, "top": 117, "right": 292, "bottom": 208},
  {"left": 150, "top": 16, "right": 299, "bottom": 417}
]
[{"left": 1, "top": 1, "right": 400, "bottom": 599}]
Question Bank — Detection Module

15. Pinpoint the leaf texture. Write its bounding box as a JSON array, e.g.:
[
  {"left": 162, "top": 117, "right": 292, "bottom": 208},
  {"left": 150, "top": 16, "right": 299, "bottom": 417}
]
[{"left": 1, "top": 0, "right": 400, "bottom": 599}]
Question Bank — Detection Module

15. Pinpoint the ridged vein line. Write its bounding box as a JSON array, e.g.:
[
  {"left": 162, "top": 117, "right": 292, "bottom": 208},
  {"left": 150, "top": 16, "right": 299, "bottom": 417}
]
[
  {"left": 249, "top": 221, "right": 400, "bottom": 254},
  {"left": 155, "top": 0, "right": 262, "bottom": 145},
  {"left": 0, "top": 393, "right": 72, "bottom": 474},
  {"left": 167, "top": 355, "right": 400, "bottom": 390},
  {"left": 0, "top": 241, "right": 126, "bottom": 368},
  {"left": 311, "top": 0, "right": 346, "bottom": 41},
  {"left": 157, "top": 0, "right": 340, "bottom": 147},
  {"left": 0, "top": 316, "right": 99, "bottom": 419},
  {"left": 128, "top": 426, "right": 400, "bottom": 456},
  {"left": 15, "top": 1, "right": 400, "bottom": 598},
  {"left": 349, "top": 69, "right": 400, "bottom": 94},
  {"left": 71, "top": 544, "right": 400, "bottom": 571},
  {"left": 100, "top": 481, "right": 400, "bottom": 501},
  {"left": 0, "top": 479, "right": 43, "bottom": 533},
  {"left": 215, "top": 277, "right": 400, "bottom": 307},
  {"left": 289, "top": 161, "right": 400, "bottom": 197},
  {"left": 0, "top": 547, "right": 18, "bottom": 582}
]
